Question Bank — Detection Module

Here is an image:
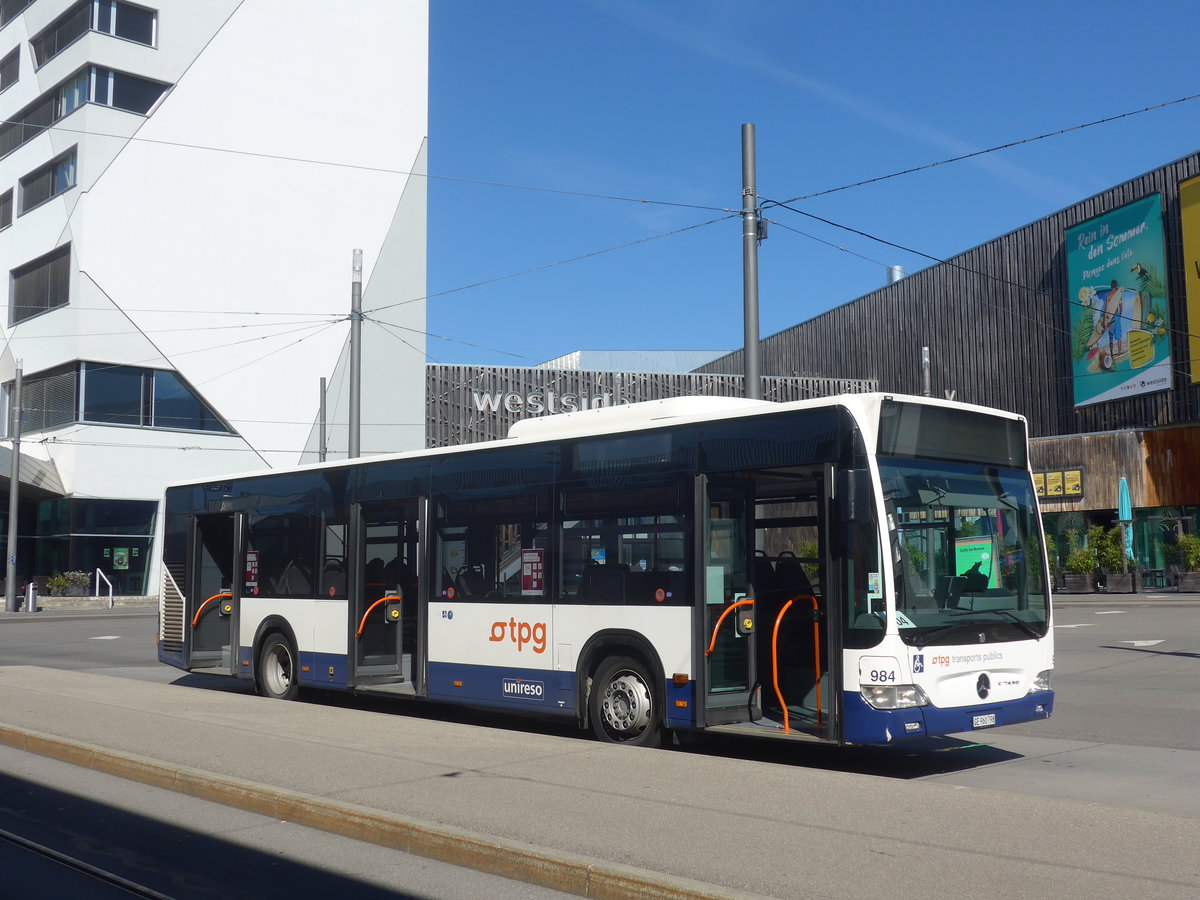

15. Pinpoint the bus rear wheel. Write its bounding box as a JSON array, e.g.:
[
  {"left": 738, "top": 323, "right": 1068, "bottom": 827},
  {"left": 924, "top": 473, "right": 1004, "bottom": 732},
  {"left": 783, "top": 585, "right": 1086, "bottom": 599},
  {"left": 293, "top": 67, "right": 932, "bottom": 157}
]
[
  {"left": 257, "top": 633, "right": 299, "bottom": 701},
  {"left": 590, "top": 656, "right": 662, "bottom": 748}
]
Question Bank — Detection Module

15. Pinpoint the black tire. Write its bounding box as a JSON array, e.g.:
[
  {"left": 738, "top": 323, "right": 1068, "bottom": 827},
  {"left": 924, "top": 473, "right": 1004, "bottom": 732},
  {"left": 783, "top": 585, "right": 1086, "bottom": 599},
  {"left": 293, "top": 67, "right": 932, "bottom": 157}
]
[
  {"left": 589, "top": 655, "right": 663, "bottom": 748},
  {"left": 257, "top": 632, "right": 300, "bottom": 701}
]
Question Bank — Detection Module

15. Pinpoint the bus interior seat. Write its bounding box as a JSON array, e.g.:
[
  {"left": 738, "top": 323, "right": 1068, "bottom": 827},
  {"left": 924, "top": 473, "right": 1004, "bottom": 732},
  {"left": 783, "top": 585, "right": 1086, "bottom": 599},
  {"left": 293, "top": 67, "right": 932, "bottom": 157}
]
[
  {"left": 776, "top": 551, "right": 816, "bottom": 601},
  {"left": 322, "top": 560, "right": 347, "bottom": 596},
  {"left": 276, "top": 560, "right": 312, "bottom": 594},
  {"left": 455, "top": 564, "right": 489, "bottom": 597},
  {"left": 579, "top": 563, "right": 627, "bottom": 604},
  {"left": 752, "top": 551, "right": 778, "bottom": 600}
]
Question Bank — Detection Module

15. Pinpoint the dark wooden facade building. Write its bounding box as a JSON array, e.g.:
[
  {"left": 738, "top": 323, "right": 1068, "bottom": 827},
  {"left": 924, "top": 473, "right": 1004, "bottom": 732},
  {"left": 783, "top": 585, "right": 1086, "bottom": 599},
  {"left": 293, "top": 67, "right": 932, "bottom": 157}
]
[{"left": 695, "top": 149, "right": 1200, "bottom": 572}]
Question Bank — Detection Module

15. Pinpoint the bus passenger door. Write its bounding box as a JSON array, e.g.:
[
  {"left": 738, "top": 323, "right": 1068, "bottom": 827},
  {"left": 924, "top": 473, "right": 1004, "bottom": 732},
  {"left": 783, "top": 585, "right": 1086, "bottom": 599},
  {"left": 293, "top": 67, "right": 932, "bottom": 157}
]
[
  {"left": 187, "top": 513, "right": 238, "bottom": 671},
  {"left": 699, "top": 477, "right": 758, "bottom": 725},
  {"left": 353, "top": 500, "right": 420, "bottom": 687}
]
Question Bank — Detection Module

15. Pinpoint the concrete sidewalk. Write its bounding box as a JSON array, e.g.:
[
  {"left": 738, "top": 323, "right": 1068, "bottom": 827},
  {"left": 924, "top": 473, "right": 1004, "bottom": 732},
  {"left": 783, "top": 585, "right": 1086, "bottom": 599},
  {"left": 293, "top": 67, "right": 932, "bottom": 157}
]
[{"left": 0, "top": 666, "right": 1197, "bottom": 899}]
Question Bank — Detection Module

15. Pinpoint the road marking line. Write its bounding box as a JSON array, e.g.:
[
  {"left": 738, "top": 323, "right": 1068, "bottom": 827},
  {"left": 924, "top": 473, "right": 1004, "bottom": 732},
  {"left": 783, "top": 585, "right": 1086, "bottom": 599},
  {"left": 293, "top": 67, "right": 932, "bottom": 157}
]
[
  {"left": 1119, "top": 640, "right": 1164, "bottom": 647},
  {"left": 1054, "top": 624, "right": 1095, "bottom": 628},
  {"left": 1094, "top": 610, "right": 1126, "bottom": 615},
  {"left": 89, "top": 636, "right": 121, "bottom": 640}
]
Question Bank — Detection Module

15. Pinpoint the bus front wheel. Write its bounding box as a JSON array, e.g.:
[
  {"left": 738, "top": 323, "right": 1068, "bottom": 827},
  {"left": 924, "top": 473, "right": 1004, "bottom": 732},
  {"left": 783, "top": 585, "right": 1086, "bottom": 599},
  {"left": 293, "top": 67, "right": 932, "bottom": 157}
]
[
  {"left": 590, "top": 655, "right": 663, "bottom": 748},
  {"left": 257, "top": 633, "right": 299, "bottom": 701}
]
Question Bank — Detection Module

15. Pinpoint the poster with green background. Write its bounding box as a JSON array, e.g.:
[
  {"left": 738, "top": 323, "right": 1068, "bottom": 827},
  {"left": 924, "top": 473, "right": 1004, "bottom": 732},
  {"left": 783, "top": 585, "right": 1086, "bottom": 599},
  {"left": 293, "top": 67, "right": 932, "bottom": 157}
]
[{"left": 1065, "top": 194, "right": 1171, "bottom": 407}]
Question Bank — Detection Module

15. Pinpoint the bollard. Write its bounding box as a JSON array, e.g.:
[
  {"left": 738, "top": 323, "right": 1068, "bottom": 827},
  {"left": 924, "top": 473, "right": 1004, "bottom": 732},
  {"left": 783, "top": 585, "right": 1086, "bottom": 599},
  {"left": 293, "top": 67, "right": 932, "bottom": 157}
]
[{"left": 24, "top": 581, "right": 37, "bottom": 613}]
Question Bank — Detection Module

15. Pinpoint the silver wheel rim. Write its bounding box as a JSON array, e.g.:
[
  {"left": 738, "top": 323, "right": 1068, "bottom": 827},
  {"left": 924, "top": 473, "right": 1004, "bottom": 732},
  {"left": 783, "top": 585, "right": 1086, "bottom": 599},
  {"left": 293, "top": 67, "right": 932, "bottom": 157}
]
[
  {"left": 600, "top": 670, "right": 651, "bottom": 737},
  {"left": 264, "top": 643, "right": 293, "bottom": 695}
]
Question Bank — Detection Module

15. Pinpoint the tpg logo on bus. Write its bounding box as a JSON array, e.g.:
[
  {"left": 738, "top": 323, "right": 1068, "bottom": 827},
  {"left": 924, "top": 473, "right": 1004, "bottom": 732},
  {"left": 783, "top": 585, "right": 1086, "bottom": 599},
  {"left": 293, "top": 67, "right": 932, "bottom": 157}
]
[
  {"left": 502, "top": 677, "right": 545, "bottom": 700},
  {"left": 489, "top": 617, "right": 547, "bottom": 653}
]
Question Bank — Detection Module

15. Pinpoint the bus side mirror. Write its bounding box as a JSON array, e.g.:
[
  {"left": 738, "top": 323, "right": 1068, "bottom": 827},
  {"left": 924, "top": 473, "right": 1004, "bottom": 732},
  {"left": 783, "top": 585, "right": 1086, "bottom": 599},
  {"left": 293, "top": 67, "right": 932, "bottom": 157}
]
[{"left": 838, "top": 468, "right": 873, "bottom": 522}]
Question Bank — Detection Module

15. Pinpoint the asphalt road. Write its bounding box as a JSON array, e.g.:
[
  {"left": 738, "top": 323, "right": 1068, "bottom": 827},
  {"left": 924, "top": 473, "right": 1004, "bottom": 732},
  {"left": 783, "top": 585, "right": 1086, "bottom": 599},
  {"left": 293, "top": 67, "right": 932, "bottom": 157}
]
[{"left": 0, "top": 598, "right": 1197, "bottom": 896}]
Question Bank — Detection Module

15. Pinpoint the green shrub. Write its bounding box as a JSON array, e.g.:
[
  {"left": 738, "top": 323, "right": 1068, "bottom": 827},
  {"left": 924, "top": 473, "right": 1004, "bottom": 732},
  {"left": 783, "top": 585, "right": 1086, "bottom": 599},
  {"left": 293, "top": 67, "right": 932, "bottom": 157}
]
[
  {"left": 1177, "top": 533, "right": 1200, "bottom": 573},
  {"left": 46, "top": 570, "right": 90, "bottom": 596},
  {"left": 1063, "top": 545, "right": 1096, "bottom": 575}
]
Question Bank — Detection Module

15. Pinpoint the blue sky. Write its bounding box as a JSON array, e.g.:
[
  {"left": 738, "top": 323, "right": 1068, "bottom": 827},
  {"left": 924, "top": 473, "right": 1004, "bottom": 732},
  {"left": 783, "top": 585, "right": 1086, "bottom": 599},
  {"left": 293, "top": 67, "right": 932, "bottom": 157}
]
[{"left": 426, "top": 0, "right": 1200, "bottom": 368}]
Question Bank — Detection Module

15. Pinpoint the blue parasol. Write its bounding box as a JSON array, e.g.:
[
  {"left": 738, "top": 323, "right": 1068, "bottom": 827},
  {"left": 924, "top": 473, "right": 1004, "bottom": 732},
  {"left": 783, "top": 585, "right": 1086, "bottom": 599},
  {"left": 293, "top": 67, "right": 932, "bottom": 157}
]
[{"left": 1118, "top": 476, "right": 1133, "bottom": 562}]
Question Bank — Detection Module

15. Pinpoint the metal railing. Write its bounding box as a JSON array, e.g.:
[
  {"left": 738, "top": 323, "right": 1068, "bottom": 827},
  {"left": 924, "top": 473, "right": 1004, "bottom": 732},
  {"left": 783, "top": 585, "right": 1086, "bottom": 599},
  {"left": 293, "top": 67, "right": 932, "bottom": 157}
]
[{"left": 94, "top": 568, "right": 113, "bottom": 610}]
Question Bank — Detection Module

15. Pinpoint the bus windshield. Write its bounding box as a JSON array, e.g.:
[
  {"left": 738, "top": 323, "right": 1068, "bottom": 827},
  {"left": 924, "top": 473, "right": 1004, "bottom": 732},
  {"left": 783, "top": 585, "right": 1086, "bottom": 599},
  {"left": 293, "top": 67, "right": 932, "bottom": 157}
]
[{"left": 879, "top": 456, "right": 1050, "bottom": 646}]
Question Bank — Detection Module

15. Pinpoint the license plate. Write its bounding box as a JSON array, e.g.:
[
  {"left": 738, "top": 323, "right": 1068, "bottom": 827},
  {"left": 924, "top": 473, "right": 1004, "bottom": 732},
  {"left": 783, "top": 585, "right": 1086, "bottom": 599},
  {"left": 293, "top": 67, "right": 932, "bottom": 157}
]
[{"left": 972, "top": 713, "right": 997, "bottom": 729}]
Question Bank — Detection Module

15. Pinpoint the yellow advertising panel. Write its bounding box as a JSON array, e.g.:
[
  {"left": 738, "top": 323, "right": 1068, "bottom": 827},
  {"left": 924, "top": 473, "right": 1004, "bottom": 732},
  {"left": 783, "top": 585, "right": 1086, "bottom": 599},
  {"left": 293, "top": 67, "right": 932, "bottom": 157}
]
[
  {"left": 1033, "top": 473, "right": 1045, "bottom": 497},
  {"left": 1181, "top": 177, "right": 1200, "bottom": 383},
  {"left": 1045, "top": 471, "right": 1064, "bottom": 497},
  {"left": 1063, "top": 469, "right": 1083, "bottom": 497}
]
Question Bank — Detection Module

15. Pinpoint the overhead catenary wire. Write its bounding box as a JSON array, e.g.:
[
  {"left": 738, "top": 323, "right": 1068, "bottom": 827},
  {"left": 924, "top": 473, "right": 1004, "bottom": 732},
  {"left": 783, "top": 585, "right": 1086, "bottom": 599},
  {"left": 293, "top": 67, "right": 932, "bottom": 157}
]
[{"left": 761, "top": 91, "right": 1200, "bottom": 207}]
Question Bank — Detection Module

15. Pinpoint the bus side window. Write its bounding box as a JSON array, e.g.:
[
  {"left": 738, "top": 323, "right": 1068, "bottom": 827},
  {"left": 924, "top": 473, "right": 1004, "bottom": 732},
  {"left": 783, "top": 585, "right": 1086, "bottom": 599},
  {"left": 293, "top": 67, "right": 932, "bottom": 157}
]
[{"left": 435, "top": 491, "right": 550, "bottom": 601}]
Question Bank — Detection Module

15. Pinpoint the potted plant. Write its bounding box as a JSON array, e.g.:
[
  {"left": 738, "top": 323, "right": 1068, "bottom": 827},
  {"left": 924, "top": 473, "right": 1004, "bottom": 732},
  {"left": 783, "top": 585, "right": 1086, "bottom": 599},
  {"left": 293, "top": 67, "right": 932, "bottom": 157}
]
[
  {"left": 1093, "top": 525, "right": 1135, "bottom": 594},
  {"left": 1060, "top": 543, "right": 1097, "bottom": 594},
  {"left": 1177, "top": 533, "right": 1200, "bottom": 592}
]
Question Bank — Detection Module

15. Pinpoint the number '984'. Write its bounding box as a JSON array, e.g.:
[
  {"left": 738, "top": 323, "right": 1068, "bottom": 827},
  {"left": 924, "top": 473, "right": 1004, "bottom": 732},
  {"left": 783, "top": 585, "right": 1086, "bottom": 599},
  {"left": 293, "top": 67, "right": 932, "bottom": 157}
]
[{"left": 869, "top": 669, "right": 896, "bottom": 683}]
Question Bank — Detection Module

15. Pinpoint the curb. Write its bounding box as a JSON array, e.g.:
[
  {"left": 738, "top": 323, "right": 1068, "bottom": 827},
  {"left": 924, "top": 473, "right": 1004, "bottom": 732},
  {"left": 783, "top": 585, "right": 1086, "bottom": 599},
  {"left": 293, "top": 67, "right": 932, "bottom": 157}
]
[{"left": 0, "top": 723, "right": 762, "bottom": 900}]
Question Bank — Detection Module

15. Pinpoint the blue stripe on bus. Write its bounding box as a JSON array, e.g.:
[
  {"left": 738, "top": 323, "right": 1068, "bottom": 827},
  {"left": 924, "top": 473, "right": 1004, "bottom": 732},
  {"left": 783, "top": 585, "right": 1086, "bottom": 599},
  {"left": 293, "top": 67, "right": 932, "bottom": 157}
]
[
  {"left": 426, "top": 662, "right": 698, "bottom": 728},
  {"left": 427, "top": 661, "right": 575, "bottom": 714},
  {"left": 842, "top": 690, "right": 1055, "bottom": 745},
  {"left": 299, "top": 651, "right": 349, "bottom": 689},
  {"left": 665, "top": 678, "right": 695, "bottom": 729}
]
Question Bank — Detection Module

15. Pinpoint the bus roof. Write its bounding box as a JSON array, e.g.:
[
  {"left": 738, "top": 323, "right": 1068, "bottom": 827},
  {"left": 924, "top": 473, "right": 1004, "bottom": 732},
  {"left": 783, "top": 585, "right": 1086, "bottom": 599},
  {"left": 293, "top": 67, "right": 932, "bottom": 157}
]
[{"left": 163, "top": 392, "right": 1025, "bottom": 492}]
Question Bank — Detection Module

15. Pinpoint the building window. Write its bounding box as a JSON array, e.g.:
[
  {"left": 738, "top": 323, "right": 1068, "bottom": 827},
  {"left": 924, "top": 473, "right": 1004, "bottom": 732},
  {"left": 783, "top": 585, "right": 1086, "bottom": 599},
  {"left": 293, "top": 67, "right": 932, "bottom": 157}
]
[
  {"left": 9, "top": 364, "right": 77, "bottom": 434},
  {"left": 19, "top": 147, "right": 77, "bottom": 214},
  {"left": 96, "top": 1, "right": 156, "bottom": 46},
  {"left": 81, "top": 363, "right": 145, "bottom": 425},
  {"left": 0, "top": 66, "right": 168, "bottom": 160},
  {"left": 79, "top": 362, "right": 232, "bottom": 432},
  {"left": 8, "top": 361, "right": 233, "bottom": 435},
  {"left": 0, "top": 189, "right": 11, "bottom": 230},
  {"left": 11, "top": 244, "right": 71, "bottom": 325},
  {"left": 32, "top": 1, "right": 156, "bottom": 69},
  {"left": 30, "top": 3, "right": 90, "bottom": 66},
  {"left": 0, "top": 46, "right": 17, "bottom": 92},
  {"left": 92, "top": 66, "right": 167, "bottom": 113},
  {"left": 0, "top": 0, "right": 35, "bottom": 29},
  {"left": 152, "top": 370, "right": 228, "bottom": 432}
]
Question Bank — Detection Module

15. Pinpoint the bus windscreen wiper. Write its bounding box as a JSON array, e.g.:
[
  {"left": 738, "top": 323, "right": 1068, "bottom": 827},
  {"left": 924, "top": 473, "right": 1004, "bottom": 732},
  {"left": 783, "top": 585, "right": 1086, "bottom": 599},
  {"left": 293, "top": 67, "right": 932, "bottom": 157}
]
[{"left": 948, "top": 607, "right": 1042, "bottom": 639}]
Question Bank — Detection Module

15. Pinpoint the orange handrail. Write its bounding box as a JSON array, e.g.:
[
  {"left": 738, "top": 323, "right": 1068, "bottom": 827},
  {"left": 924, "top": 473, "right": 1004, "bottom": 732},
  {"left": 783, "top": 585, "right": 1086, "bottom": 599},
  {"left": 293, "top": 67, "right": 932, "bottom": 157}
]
[
  {"left": 771, "top": 599, "right": 795, "bottom": 732},
  {"left": 771, "top": 594, "right": 823, "bottom": 732},
  {"left": 704, "top": 593, "right": 823, "bottom": 734},
  {"left": 355, "top": 595, "right": 403, "bottom": 638},
  {"left": 704, "top": 598, "right": 755, "bottom": 657},
  {"left": 191, "top": 592, "right": 231, "bottom": 628}
]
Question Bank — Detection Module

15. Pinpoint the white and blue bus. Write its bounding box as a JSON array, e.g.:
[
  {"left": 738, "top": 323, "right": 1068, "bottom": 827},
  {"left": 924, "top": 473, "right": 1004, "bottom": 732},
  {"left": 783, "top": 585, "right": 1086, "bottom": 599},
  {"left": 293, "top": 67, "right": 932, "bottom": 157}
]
[{"left": 157, "top": 393, "right": 1053, "bottom": 747}]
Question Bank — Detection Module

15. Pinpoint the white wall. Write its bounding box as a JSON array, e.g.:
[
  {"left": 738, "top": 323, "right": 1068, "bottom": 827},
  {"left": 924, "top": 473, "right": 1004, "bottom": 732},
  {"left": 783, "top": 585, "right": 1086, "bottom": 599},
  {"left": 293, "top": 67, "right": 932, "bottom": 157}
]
[{"left": 2, "top": 0, "right": 429, "bottom": 500}]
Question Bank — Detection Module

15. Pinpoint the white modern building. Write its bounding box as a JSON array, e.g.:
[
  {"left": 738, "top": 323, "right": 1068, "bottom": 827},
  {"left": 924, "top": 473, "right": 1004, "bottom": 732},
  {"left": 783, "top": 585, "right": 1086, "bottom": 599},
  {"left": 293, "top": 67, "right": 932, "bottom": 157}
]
[{"left": 0, "top": 0, "right": 428, "bottom": 595}]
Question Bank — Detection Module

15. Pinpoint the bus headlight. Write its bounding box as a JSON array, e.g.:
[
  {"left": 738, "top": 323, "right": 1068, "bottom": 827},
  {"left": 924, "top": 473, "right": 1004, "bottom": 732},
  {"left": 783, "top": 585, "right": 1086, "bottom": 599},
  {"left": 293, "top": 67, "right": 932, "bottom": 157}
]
[
  {"left": 1028, "top": 670, "right": 1051, "bottom": 693},
  {"left": 861, "top": 684, "right": 929, "bottom": 709}
]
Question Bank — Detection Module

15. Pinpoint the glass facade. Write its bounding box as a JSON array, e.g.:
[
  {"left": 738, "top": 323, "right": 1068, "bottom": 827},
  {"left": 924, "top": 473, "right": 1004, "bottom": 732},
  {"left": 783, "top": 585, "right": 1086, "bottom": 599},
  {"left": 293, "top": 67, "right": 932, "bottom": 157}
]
[{"left": 34, "top": 498, "right": 157, "bottom": 595}]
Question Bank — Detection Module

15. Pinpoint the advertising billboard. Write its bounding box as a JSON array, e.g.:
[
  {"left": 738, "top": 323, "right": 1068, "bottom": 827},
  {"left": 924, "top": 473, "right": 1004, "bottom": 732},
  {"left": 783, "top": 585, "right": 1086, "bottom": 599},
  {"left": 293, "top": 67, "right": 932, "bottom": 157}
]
[
  {"left": 1065, "top": 194, "right": 1171, "bottom": 407},
  {"left": 1179, "top": 176, "right": 1200, "bottom": 384}
]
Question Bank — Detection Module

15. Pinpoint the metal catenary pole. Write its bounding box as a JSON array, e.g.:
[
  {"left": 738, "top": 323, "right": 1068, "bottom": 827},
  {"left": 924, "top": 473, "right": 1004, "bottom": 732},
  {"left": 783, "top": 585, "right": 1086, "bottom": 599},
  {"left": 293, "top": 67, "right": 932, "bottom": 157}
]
[
  {"left": 319, "top": 376, "right": 328, "bottom": 463},
  {"left": 349, "top": 249, "right": 363, "bottom": 459},
  {"left": 741, "top": 124, "right": 762, "bottom": 401},
  {"left": 5, "top": 361, "right": 22, "bottom": 613}
]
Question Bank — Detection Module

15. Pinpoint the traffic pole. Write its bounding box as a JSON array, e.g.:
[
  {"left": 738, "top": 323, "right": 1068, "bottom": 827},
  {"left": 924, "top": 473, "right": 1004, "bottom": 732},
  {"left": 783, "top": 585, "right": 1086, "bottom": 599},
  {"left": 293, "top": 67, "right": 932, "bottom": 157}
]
[
  {"left": 5, "top": 360, "right": 22, "bottom": 613},
  {"left": 741, "top": 124, "right": 762, "bottom": 401}
]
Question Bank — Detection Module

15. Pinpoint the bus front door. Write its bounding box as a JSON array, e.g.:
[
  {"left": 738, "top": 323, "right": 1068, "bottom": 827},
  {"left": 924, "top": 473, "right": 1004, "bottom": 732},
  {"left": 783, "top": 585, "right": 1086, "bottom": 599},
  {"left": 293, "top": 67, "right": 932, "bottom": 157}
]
[
  {"left": 354, "top": 500, "right": 420, "bottom": 686},
  {"left": 187, "top": 513, "right": 238, "bottom": 671},
  {"left": 700, "top": 477, "right": 758, "bottom": 725}
]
